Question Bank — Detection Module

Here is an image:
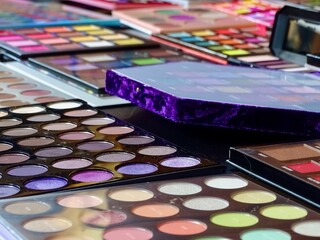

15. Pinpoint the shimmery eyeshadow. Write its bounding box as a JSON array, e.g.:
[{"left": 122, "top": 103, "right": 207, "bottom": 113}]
[
  {"left": 59, "top": 131, "right": 95, "bottom": 141},
  {"left": 160, "top": 157, "right": 201, "bottom": 168},
  {"left": 98, "top": 126, "right": 134, "bottom": 135},
  {"left": 23, "top": 217, "right": 72, "bottom": 233},
  {"left": 4, "top": 201, "right": 50, "bottom": 215},
  {"left": 108, "top": 188, "right": 154, "bottom": 202},
  {"left": 11, "top": 105, "right": 45, "bottom": 114},
  {"left": 18, "top": 137, "right": 54, "bottom": 147},
  {"left": 7, "top": 40, "right": 38, "bottom": 47},
  {"left": 132, "top": 203, "right": 179, "bottom": 218},
  {"left": 35, "top": 147, "right": 73, "bottom": 158},
  {"left": 35, "top": 96, "right": 66, "bottom": 103},
  {"left": 96, "top": 151, "right": 135, "bottom": 163},
  {"left": 0, "top": 142, "right": 13, "bottom": 151},
  {"left": 183, "top": 197, "right": 229, "bottom": 211},
  {"left": 64, "top": 109, "right": 97, "bottom": 117},
  {"left": 158, "top": 182, "right": 202, "bottom": 195},
  {"left": 19, "top": 45, "right": 50, "bottom": 52},
  {"left": 260, "top": 205, "right": 307, "bottom": 220},
  {"left": 0, "top": 110, "right": 8, "bottom": 117},
  {"left": 117, "top": 163, "right": 158, "bottom": 175},
  {"left": 71, "top": 169, "right": 113, "bottom": 183},
  {"left": 48, "top": 101, "right": 82, "bottom": 109},
  {"left": 231, "top": 190, "right": 277, "bottom": 204},
  {"left": 0, "top": 185, "right": 20, "bottom": 198},
  {"left": 210, "top": 212, "right": 259, "bottom": 227},
  {"left": 103, "top": 227, "right": 153, "bottom": 240},
  {"left": 77, "top": 141, "right": 114, "bottom": 152},
  {"left": 27, "top": 113, "right": 60, "bottom": 122},
  {"left": 205, "top": 176, "right": 248, "bottom": 189},
  {"left": 114, "top": 38, "right": 144, "bottom": 45},
  {"left": 292, "top": 220, "right": 320, "bottom": 237},
  {"left": 2, "top": 127, "right": 37, "bottom": 137},
  {"left": 57, "top": 195, "right": 103, "bottom": 208},
  {"left": 7, "top": 165, "right": 48, "bottom": 176},
  {"left": 0, "top": 153, "right": 29, "bottom": 164},
  {"left": 39, "top": 38, "right": 69, "bottom": 45},
  {"left": 158, "top": 220, "right": 207, "bottom": 235},
  {"left": 117, "top": 136, "right": 155, "bottom": 145},
  {"left": 21, "top": 89, "right": 51, "bottom": 96},
  {"left": 240, "top": 229, "right": 291, "bottom": 240},
  {"left": 81, "top": 117, "right": 115, "bottom": 126},
  {"left": 80, "top": 210, "right": 127, "bottom": 227},
  {"left": 0, "top": 100, "right": 30, "bottom": 107},
  {"left": 81, "top": 54, "right": 115, "bottom": 62},
  {"left": 25, "top": 177, "right": 68, "bottom": 190},
  {"left": 42, "top": 122, "right": 77, "bottom": 131},
  {"left": 52, "top": 158, "right": 92, "bottom": 169},
  {"left": 138, "top": 146, "right": 177, "bottom": 156},
  {"left": 52, "top": 43, "right": 83, "bottom": 50},
  {"left": 0, "top": 118, "right": 22, "bottom": 127},
  {"left": 82, "top": 41, "right": 114, "bottom": 48}
]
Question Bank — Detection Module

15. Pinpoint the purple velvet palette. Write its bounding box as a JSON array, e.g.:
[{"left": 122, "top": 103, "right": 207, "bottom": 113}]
[
  {"left": 0, "top": 173, "right": 319, "bottom": 240},
  {"left": 106, "top": 61, "right": 320, "bottom": 136},
  {"left": 0, "top": 99, "right": 223, "bottom": 199}
]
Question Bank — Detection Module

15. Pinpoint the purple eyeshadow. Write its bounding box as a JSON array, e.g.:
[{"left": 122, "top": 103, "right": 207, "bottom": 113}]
[
  {"left": 117, "top": 163, "right": 158, "bottom": 175},
  {"left": 0, "top": 185, "right": 20, "bottom": 198},
  {"left": 96, "top": 151, "right": 135, "bottom": 163},
  {"left": 71, "top": 169, "right": 113, "bottom": 182},
  {"left": 7, "top": 165, "right": 48, "bottom": 176},
  {"left": 160, "top": 157, "right": 201, "bottom": 168},
  {"left": 77, "top": 141, "right": 114, "bottom": 152},
  {"left": 25, "top": 177, "right": 68, "bottom": 190},
  {"left": 52, "top": 158, "right": 92, "bottom": 169},
  {"left": 35, "top": 147, "right": 73, "bottom": 158}
]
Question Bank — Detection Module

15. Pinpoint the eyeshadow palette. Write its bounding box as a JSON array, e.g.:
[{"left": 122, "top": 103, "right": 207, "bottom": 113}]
[
  {"left": 0, "top": 173, "right": 319, "bottom": 239},
  {"left": 155, "top": 25, "right": 271, "bottom": 64},
  {"left": 229, "top": 140, "right": 320, "bottom": 208},
  {"left": 0, "top": 26, "right": 158, "bottom": 59},
  {"left": 112, "top": 6, "right": 255, "bottom": 34},
  {"left": 0, "top": 99, "right": 223, "bottom": 199},
  {"left": 29, "top": 47, "right": 200, "bottom": 96},
  {"left": 206, "top": 0, "right": 281, "bottom": 27},
  {"left": 106, "top": 61, "right": 320, "bottom": 136},
  {"left": 0, "top": 0, "right": 119, "bottom": 29}
]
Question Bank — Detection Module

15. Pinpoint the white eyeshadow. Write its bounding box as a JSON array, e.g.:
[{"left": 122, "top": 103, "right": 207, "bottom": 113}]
[{"left": 82, "top": 41, "right": 114, "bottom": 48}]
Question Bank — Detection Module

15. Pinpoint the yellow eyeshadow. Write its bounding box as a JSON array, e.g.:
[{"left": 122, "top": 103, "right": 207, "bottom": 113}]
[
  {"left": 70, "top": 36, "right": 98, "bottom": 42},
  {"left": 87, "top": 30, "right": 114, "bottom": 35},
  {"left": 73, "top": 25, "right": 101, "bottom": 31},
  {"left": 191, "top": 30, "right": 215, "bottom": 36},
  {"left": 114, "top": 38, "right": 144, "bottom": 45},
  {"left": 100, "top": 34, "right": 129, "bottom": 40}
]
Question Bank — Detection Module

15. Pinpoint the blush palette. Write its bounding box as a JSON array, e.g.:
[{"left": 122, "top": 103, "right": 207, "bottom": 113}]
[
  {"left": 0, "top": 25, "right": 158, "bottom": 59},
  {"left": 29, "top": 47, "right": 200, "bottom": 96},
  {"left": 0, "top": 173, "right": 319, "bottom": 239},
  {"left": 229, "top": 140, "right": 320, "bottom": 208},
  {"left": 0, "top": 99, "right": 222, "bottom": 199}
]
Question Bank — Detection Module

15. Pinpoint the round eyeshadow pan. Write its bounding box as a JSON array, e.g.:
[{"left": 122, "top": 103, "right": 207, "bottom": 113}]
[
  {"left": 42, "top": 122, "right": 77, "bottom": 131},
  {"left": 183, "top": 197, "right": 229, "bottom": 211},
  {"left": 52, "top": 158, "right": 92, "bottom": 169},
  {"left": 205, "top": 176, "right": 248, "bottom": 189},
  {"left": 0, "top": 118, "right": 22, "bottom": 127},
  {"left": 158, "top": 219, "right": 207, "bottom": 235},
  {"left": 132, "top": 203, "right": 179, "bottom": 218},
  {"left": 0, "top": 100, "right": 30, "bottom": 107},
  {"left": 0, "top": 77, "right": 23, "bottom": 83},
  {"left": 7, "top": 164, "right": 48, "bottom": 176},
  {"left": 161, "top": 157, "right": 201, "bottom": 168},
  {"left": 99, "top": 126, "right": 134, "bottom": 135},
  {"left": 23, "top": 217, "right": 72, "bottom": 233},
  {"left": 158, "top": 182, "right": 202, "bottom": 195},
  {"left": 0, "top": 93, "right": 15, "bottom": 99},
  {"left": 117, "top": 136, "right": 155, "bottom": 145},
  {"left": 138, "top": 146, "right": 177, "bottom": 156},
  {"left": 0, "top": 142, "right": 13, "bottom": 152},
  {"left": 210, "top": 212, "right": 259, "bottom": 227},
  {"left": 231, "top": 190, "right": 277, "bottom": 204},
  {"left": 0, "top": 153, "right": 29, "bottom": 164},
  {"left": 291, "top": 220, "right": 320, "bottom": 237},
  {"left": 0, "top": 110, "right": 8, "bottom": 117},
  {"left": 81, "top": 117, "right": 115, "bottom": 126},
  {"left": 240, "top": 229, "right": 291, "bottom": 240},
  {"left": 80, "top": 210, "right": 127, "bottom": 227},
  {"left": 108, "top": 188, "right": 154, "bottom": 202},
  {"left": 18, "top": 137, "right": 55, "bottom": 147},
  {"left": 260, "top": 204, "right": 308, "bottom": 220},
  {"left": 117, "top": 163, "right": 158, "bottom": 175},
  {"left": 47, "top": 101, "right": 82, "bottom": 109},
  {"left": 35, "top": 147, "right": 73, "bottom": 158},
  {"left": 21, "top": 89, "right": 51, "bottom": 96},
  {"left": 27, "top": 113, "right": 60, "bottom": 122},
  {"left": 57, "top": 194, "right": 103, "bottom": 208},
  {"left": 8, "top": 83, "right": 37, "bottom": 89},
  {"left": 4, "top": 201, "right": 51, "bottom": 215},
  {"left": 64, "top": 109, "right": 97, "bottom": 117},
  {"left": 96, "top": 151, "right": 135, "bottom": 163},
  {"left": 35, "top": 96, "right": 66, "bottom": 103},
  {"left": 77, "top": 141, "right": 114, "bottom": 152},
  {"left": 71, "top": 169, "right": 113, "bottom": 182},
  {"left": 25, "top": 176, "right": 68, "bottom": 190},
  {"left": 59, "top": 131, "right": 95, "bottom": 141},
  {"left": 103, "top": 227, "right": 153, "bottom": 240},
  {"left": 11, "top": 105, "right": 45, "bottom": 114},
  {"left": 0, "top": 184, "right": 20, "bottom": 198},
  {"left": 2, "top": 127, "right": 38, "bottom": 137}
]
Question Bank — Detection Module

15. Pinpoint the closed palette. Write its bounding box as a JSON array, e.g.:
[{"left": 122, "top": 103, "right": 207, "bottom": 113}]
[
  {"left": 0, "top": 99, "right": 222, "bottom": 199},
  {"left": 229, "top": 140, "right": 320, "bottom": 208},
  {"left": 30, "top": 47, "right": 200, "bottom": 96},
  {"left": 0, "top": 25, "right": 157, "bottom": 59},
  {"left": 112, "top": 6, "right": 255, "bottom": 34},
  {"left": 0, "top": 0, "right": 119, "bottom": 29},
  {"left": 0, "top": 174, "right": 319, "bottom": 239}
]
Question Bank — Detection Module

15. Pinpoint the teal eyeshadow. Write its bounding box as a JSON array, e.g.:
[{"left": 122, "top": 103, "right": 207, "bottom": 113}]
[
  {"left": 181, "top": 36, "right": 204, "bottom": 42},
  {"left": 195, "top": 41, "right": 219, "bottom": 46},
  {"left": 167, "top": 32, "right": 191, "bottom": 38},
  {"left": 240, "top": 229, "right": 291, "bottom": 240}
]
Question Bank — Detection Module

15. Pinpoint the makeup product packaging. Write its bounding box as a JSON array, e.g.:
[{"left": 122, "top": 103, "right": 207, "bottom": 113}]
[
  {"left": 0, "top": 26, "right": 158, "bottom": 59},
  {"left": 0, "top": 173, "right": 319, "bottom": 239},
  {"left": 29, "top": 47, "right": 200, "bottom": 96},
  {"left": 0, "top": 0, "right": 119, "bottom": 29},
  {"left": 0, "top": 99, "right": 223, "bottom": 199},
  {"left": 112, "top": 6, "right": 256, "bottom": 34},
  {"left": 228, "top": 140, "right": 320, "bottom": 208},
  {"left": 106, "top": 61, "right": 320, "bottom": 136}
]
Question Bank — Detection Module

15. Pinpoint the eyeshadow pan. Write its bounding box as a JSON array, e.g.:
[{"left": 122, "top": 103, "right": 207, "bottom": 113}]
[
  {"left": 117, "top": 163, "right": 158, "bottom": 175},
  {"left": 205, "top": 176, "right": 248, "bottom": 189},
  {"left": 158, "top": 220, "right": 207, "bottom": 235},
  {"left": 76, "top": 141, "right": 114, "bottom": 152},
  {"left": 71, "top": 169, "right": 113, "bottom": 182},
  {"left": 0, "top": 153, "right": 29, "bottom": 164},
  {"left": 132, "top": 203, "right": 179, "bottom": 218},
  {"left": 0, "top": 142, "right": 13, "bottom": 152},
  {"left": 98, "top": 126, "right": 134, "bottom": 135},
  {"left": 103, "top": 227, "right": 153, "bottom": 240},
  {"left": 42, "top": 122, "right": 77, "bottom": 131},
  {"left": 108, "top": 188, "right": 154, "bottom": 202},
  {"left": 138, "top": 146, "right": 177, "bottom": 156},
  {"left": 260, "top": 205, "right": 307, "bottom": 220},
  {"left": 0, "top": 110, "right": 8, "bottom": 117},
  {"left": 287, "top": 161, "right": 320, "bottom": 173},
  {"left": 11, "top": 105, "right": 45, "bottom": 114},
  {"left": 96, "top": 151, "right": 135, "bottom": 163},
  {"left": 4, "top": 201, "right": 50, "bottom": 215},
  {"left": 80, "top": 210, "right": 127, "bottom": 227},
  {"left": 25, "top": 177, "right": 68, "bottom": 190},
  {"left": 48, "top": 101, "right": 82, "bottom": 110},
  {"left": 0, "top": 77, "right": 23, "bottom": 83},
  {"left": 158, "top": 182, "right": 202, "bottom": 195},
  {"left": 0, "top": 100, "right": 30, "bottom": 107},
  {"left": 2, "top": 127, "right": 38, "bottom": 137},
  {"left": 8, "top": 83, "right": 37, "bottom": 90},
  {"left": 292, "top": 220, "right": 320, "bottom": 237},
  {"left": 35, "top": 147, "right": 73, "bottom": 158},
  {"left": 0, "top": 184, "right": 20, "bottom": 198},
  {"left": 7, "top": 164, "right": 48, "bottom": 177},
  {"left": 64, "top": 109, "right": 97, "bottom": 117},
  {"left": 52, "top": 158, "right": 92, "bottom": 170},
  {"left": 117, "top": 136, "right": 155, "bottom": 145},
  {"left": 59, "top": 131, "right": 95, "bottom": 141},
  {"left": 23, "top": 217, "right": 72, "bottom": 233},
  {"left": 240, "top": 229, "right": 291, "bottom": 240},
  {"left": 183, "top": 197, "right": 229, "bottom": 211},
  {"left": 27, "top": 113, "right": 60, "bottom": 122},
  {"left": 160, "top": 157, "right": 201, "bottom": 168},
  {"left": 210, "top": 212, "right": 258, "bottom": 227},
  {"left": 81, "top": 117, "right": 115, "bottom": 126},
  {"left": 57, "top": 195, "right": 103, "bottom": 208},
  {"left": 35, "top": 96, "right": 66, "bottom": 103},
  {"left": 231, "top": 190, "right": 277, "bottom": 204},
  {"left": 258, "top": 144, "right": 320, "bottom": 161},
  {"left": 0, "top": 118, "right": 22, "bottom": 127}
]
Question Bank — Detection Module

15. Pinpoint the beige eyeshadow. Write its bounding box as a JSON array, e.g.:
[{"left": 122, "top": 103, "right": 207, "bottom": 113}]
[{"left": 258, "top": 144, "right": 320, "bottom": 161}]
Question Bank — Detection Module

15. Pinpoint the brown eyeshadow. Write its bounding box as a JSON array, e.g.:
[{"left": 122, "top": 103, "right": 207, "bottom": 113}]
[{"left": 258, "top": 144, "right": 320, "bottom": 161}]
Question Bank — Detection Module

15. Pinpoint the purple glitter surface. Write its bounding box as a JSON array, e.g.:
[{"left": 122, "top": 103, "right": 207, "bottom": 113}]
[
  {"left": 25, "top": 177, "right": 68, "bottom": 190},
  {"left": 117, "top": 163, "right": 158, "bottom": 175},
  {"left": 71, "top": 170, "right": 113, "bottom": 182}
]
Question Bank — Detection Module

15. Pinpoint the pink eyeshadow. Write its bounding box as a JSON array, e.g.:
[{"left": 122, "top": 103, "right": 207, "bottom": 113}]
[
  {"left": 313, "top": 176, "right": 320, "bottom": 181},
  {"left": 7, "top": 40, "right": 38, "bottom": 47},
  {"left": 26, "top": 33, "right": 54, "bottom": 39},
  {"left": 52, "top": 43, "right": 83, "bottom": 50},
  {"left": 287, "top": 161, "right": 320, "bottom": 173},
  {"left": 0, "top": 35, "right": 24, "bottom": 41},
  {"left": 19, "top": 45, "right": 50, "bottom": 52},
  {"left": 39, "top": 38, "right": 69, "bottom": 45},
  {"left": 21, "top": 89, "right": 51, "bottom": 96}
]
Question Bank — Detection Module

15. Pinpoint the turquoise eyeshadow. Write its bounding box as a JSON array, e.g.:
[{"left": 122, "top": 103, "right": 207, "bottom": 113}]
[
  {"left": 240, "top": 229, "right": 291, "bottom": 240},
  {"left": 167, "top": 32, "right": 191, "bottom": 38},
  {"left": 181, "top": 36, "right": 204, "bottom": 42},
  {"left": 195, "top": 41, "right": 219, "bottom": 46}
]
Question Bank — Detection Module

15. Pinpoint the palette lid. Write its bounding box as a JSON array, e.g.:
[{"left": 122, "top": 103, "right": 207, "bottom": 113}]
[
  {"left": 106, "top": 61, "right": 320, "bottom": 135},
  {"left": 270, "top": 5, "right": 320, "bottom": 66}
]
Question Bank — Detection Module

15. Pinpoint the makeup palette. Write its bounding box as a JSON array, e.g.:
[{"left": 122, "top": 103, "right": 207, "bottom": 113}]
[
  {"left": 154, "top": 25, "right": 271, "bottom": 63},
  {"left": 0, "top": 173, "right": 319, "bottom": 239},
  {"left": 106, "top": 61, "right": 320, "bottom": 136},
  {"left": 0, "top": 99, "right": 223, "bottom": 199},
  {"left": 112, "top": 6, "right": 255, "bottom": 34},
  {"left": 0, "top": 0, "right": 119, "bottom": 29},
  {"left": 229, "top": 140, "right": 320, "bottom": 208},
  {"left": 0, "top": 26, "right": 158, "bottom": 59},
  {"left": 29, "top": 47, "right": 200, "bottom": 96}
]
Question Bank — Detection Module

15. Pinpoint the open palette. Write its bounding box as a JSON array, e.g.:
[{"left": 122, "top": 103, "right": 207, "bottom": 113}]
[
  {"left": 0, "top": 173, "right": 319, "bottom": 239},
  {"left": 0, "top": 99, "right": 223, "bottom": 199},
  {"left": 106, "top": 61, "right": 320, "bottom": 136},
  {"left": 0, "top": 0, "right": 119, "bottom": 29},
  {"left": 112, "top": 6, "right": 255, "bottom": 34},
  {"left": 29, "top": 47, "right": 200, "bottom": 96},
  {"left": 229, "top": 139, "right": 320, "bottom": 208},
  {"left": 0, "top": 25, "right": 158, "bottom": 59}
]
